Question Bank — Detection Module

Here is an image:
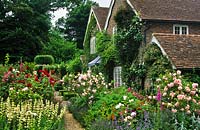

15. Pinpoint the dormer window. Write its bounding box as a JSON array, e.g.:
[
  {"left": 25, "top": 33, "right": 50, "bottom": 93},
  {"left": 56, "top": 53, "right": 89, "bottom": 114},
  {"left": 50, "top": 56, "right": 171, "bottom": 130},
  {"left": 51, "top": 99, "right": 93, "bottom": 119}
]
[
  {"left": 90, "top": 36, "right": 96, "bottom": 54},
  {"left": 173, "top": 25, "right": 189, "bottom": 35}
]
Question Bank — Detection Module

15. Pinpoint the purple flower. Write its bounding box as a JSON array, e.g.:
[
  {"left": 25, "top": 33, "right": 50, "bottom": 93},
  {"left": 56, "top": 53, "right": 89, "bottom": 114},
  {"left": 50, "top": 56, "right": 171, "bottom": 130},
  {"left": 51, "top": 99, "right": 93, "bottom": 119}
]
[{"left": 156, "top": 88, "right": 162, "bottom": 102}]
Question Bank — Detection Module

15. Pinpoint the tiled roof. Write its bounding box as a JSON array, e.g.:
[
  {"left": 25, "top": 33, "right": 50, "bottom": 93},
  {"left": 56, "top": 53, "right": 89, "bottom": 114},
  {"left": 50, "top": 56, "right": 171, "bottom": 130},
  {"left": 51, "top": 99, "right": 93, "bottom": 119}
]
[
  {"left": 92, "top": 7, "right": 109, "bottom": 30},
  {"left": 128, "top": 0, "right": 200, "bottom": 22},
  {"left": 152, "top": 33, "right": 200, "bottom": 69}
]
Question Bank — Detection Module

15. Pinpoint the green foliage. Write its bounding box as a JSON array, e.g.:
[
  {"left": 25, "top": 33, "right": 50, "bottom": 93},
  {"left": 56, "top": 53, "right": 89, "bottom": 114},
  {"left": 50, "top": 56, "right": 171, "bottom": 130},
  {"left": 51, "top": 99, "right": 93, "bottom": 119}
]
[
  {"left": 66, "top": 56, "right": 82, "bottom": 74},
  {"left": 88, "top": 119, "right": 115, "bottom": 130},
  {"left": 41, "top": 30, "right": 79, "bottom": 63},
  {"left": 114, "top": 8, "right": 135, "bottom": 29},
  {"left": 124, "top": 64, "right": 147, "bottom": 90},
  {"left": 0, "top": 0, "right": 55, "bottom": 63},
  {"left": 24, "top": 62, "right": 36, "bottom": 73},
  {"left": 144, "top": 44, "right": 172, "bottom": 82},
  {"left": 96, "top": 31, "right": 111, "bottom": 52},
  {"left": 60, "top": 62, "right": 67, "bottom": 78},
  {"left": 99, "top": 44, "right": 118, "bottom": 82},
  {"left": 4, "top": 53, "right": 10, "bottom": 65},
  {"left": 83, "top": 14, "right": 97, "bottom": 60},
  {"left": 152, "top": 70, "right": 200, "bottom": 113},
  {"left": 115, "top": 11, "right": 143, "bottom": 67},
  {"left": 56, "top": 1, "right": 96, "bottom": 49},
  {"left": 140, "top": 107, "right": 200, "bottom": 129},
  {"left": 114, "top": 9, "right": 143, "bottom": 86},
  {"left": 95, "top": 32, "right": 118, "bottom": 82},
  {"left": 183, "top": 70, "right": 200, "bottom": 85},
  {"left": 1, "top": 64, "right": 56, "bottom": 102},
  {"left": 68, "top": 96, "right": 89, "bottom": 127},
  {"left": 85, "top": 87, "right": 153, "bottom": 129},
  {"left": 0, "top": 64, "right": 8, "bottom": 81},
  {"left": 34, "top": 55, "right": 55, "bottom": 65},
  {"left": 63, "top": 71, "right": 110, "bottom": 127}
]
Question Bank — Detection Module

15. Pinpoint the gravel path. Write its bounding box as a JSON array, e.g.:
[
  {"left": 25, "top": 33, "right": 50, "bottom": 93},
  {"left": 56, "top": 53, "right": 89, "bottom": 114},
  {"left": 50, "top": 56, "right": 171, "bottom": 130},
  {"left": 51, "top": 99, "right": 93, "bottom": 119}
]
[
  {"left": 54, "top": 92, "right": 84, "bottom": 130},
  {"left": 64, "top": 109, "right": 85, "bottom": 130}
]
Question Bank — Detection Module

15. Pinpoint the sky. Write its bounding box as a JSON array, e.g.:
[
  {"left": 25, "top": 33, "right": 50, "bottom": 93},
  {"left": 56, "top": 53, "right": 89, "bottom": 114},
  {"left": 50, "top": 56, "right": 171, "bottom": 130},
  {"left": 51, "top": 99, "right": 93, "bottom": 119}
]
[
  {"left": 51, "top": 0, "right": 111, "bottom": 25},
  {"left": 93, "top": 0, "right": 111, "bottom": 7}
]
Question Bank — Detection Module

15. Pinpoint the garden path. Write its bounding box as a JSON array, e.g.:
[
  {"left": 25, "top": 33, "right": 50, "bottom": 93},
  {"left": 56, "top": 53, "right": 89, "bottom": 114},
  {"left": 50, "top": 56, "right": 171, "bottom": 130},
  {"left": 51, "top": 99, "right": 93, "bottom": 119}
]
[{"left": 54, "top": 92, "right": 84, "bottom": 130}]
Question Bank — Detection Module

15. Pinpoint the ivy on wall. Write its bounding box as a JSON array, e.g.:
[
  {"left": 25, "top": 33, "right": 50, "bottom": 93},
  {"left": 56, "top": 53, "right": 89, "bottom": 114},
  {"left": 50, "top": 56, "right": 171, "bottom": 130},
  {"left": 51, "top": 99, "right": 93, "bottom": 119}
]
[
  {"left": 96, "top": 32, "right": 118, "bottom": 82},
  {"left": 143, "top": 44, "right": 172, "bottom": 82},
  {"left": 114, "top": 9, "right": 144, "bottom": 87},
  {"left": 83, "top": 14, "right": 97, "bottom": 64},
  {"left": 114, "top": 9, "right": 143, "bottom": 67}
]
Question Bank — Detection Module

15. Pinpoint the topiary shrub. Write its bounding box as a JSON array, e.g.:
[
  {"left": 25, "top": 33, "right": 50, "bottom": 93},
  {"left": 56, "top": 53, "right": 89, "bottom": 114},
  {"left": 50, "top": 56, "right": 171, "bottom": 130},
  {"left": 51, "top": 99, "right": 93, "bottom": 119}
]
[{"left": 34, "top": 55, "right": 54, "bottom": 65}]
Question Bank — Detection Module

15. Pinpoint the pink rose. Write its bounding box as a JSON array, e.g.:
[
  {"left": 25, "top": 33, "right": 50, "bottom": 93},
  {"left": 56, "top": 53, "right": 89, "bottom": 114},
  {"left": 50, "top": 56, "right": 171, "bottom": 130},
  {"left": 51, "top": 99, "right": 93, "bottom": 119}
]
[
  {"left": 178, "top": 86, "right": 183, "bottom": 90},
  {"left": 193, "top": 99, "right": 197, "bottom": 103},
  {"left": 164, "top": 86, "right": 168, "bottom": 92},
  {"left": 186, "top": 110, "right": 191, "bottom": 114},
  {"left": 185, "top": 104, "right": 190, "bottom": 110},
  {"left": 167, "top": 83, "right": 174, "bottom": 88},
  {"left": 186, "top": 96, "right": 192, "bottom": 101},
  {"left": 162, "top": 92, "right": 167, "bottom": 96},
  {"left": 192, "top": 83, "right": 198, "bottom": 88},
  {"left": 148, "top": 96, "right": 152, "bottom": 99},
  {"left": 177, "top": 94, "right": 185, "bottom": 100},
  {"left": 190, "top": 91, "right": 196, "bottom": 96},
  {"left": 175, "top": 102, "right": 179, "bottom": 107},
  {"left": 170, "top": 92, "right": 176, "bottom": 98},
  {"left": 185, "top": 87, "right": 191, "bottom": 93},
  {"left": 174, "top": 79, "right": 182, "bottom": 85},
  {"left": 172, "top": 109, "right": 177, "bottom": 113},
  {"left": 180, "top": 108, "right": 184, "bottom": 111}
]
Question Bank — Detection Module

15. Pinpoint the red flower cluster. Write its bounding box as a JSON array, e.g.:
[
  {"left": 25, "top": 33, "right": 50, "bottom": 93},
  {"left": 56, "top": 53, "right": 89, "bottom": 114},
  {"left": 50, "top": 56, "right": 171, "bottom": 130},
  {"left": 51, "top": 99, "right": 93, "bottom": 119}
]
[
  {"left": 38, "top": 69, "right": 56, "bottom": 87},
  {"left": 39, "top": 69, "right": 50, "bottom": 77}
]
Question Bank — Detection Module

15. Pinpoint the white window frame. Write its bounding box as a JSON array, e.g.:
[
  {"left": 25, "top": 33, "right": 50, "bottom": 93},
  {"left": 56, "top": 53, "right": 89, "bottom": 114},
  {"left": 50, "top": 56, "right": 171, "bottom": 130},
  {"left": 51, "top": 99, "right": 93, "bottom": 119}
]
[
  {"left": 113, "top": 66, "right": 122, "bottom": 87},
  {"left": 113, "top": 25, "right": 117, "bottom": 35},
  {"left": 90, "top": 36, "right": 96, "bottom": 54},
  {"left": 173, "top": 24, "right": 189, "bottom": 35}
]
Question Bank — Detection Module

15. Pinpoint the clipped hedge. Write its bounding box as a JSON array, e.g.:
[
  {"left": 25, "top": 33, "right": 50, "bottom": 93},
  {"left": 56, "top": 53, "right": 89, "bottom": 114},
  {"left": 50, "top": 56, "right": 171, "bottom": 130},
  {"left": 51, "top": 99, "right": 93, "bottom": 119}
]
[{"left": 34, "top": 55, "right": 54, "bottom": 65}]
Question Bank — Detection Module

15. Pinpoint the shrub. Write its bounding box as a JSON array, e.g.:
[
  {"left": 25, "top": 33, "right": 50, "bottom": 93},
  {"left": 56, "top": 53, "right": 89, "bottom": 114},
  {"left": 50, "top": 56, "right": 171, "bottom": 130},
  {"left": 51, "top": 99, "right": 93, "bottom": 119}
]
[
  {"left": 149, "top": 70, "right": 200, "bottom": 114},
  {"left": 68, "top": 70, "right": 109, "bottom": 105},
  {"left": 66, "top": 71, "right": 110, "bottom": 127},
  {"left": 144, "top": 44, "right": 172, "bottom": 82},
  {"left": 1, "top": 64, "right": 56, "bottom": 102},
  {"left": 85, "top": 87, "right": 153, "bottom": 129},
  {"left": 34, "top": 55, "right": 55, "bottom": 65},
  {"left": 68, "top": 96, "right": 89, "bottom": 127},
  {"left": 60, "top": 62, "right": 67, "bottom": 78},
  {"left": 66, "top": 57, "right": 82, "bottom": 74},
  {"left": 88, "top": 118, "right": 115, "bottom": 130}
]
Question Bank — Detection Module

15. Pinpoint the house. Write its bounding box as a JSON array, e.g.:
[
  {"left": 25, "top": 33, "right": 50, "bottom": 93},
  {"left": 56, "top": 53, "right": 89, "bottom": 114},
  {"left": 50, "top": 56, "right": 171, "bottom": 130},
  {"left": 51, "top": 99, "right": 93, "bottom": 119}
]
[
  {"left": 83, "top": 6, "right": 109, "bottom": 67},
  {"left": 84, "top": 0, "right": 200, "bottom": 87}
]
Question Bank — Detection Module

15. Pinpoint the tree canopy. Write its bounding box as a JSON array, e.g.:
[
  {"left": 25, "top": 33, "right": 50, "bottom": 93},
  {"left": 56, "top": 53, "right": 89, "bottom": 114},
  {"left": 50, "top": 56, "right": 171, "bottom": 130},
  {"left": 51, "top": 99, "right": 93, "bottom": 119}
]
[
  {"left": 41, "top": 30, "right": 81, "bottom": 63},
  {"left": 0, "top": 0, "right": 59, "bottom": 62},
  {"left": 56, "top": 1, "right": 96, "bottom": 49},
  {"left": 0, "top": 0, "right": 95, "bottom": 63}
]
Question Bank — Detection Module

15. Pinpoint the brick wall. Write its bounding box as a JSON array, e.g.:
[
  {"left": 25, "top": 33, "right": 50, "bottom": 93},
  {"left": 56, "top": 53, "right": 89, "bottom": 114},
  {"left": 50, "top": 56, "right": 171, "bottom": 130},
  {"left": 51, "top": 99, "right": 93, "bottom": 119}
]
[
  {"left": 106, "top": 0, "right": 127, "bottom": 35},
  {"left": 144, "top": 22, "right": 200, "bottom": 44}
]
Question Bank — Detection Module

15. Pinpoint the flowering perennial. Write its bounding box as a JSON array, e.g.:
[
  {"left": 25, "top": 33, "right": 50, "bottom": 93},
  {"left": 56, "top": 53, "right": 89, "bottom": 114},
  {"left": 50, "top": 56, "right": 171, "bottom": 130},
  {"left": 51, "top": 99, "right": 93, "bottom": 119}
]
[
  {"left": 152, "top": 70, "right": 200, "bottom": 114},
  {"left": 0, "top": 98, "right": 65, "bottom": 129}
]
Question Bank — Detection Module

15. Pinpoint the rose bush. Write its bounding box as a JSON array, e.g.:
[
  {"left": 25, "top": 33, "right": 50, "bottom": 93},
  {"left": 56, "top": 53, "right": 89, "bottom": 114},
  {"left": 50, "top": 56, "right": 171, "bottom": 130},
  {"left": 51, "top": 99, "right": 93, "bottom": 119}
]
[
  {"left": 149, "top": 70, "right": 200, "bottom": 114},
  {"left": 1, "top": 63, "right": 57, "bottom": 103},
  {"left": 63, "top": 70, "right": 109, "bottom": 105},
  {"left": 86, "top": 87, "right": 153, "bottom": 129}
]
